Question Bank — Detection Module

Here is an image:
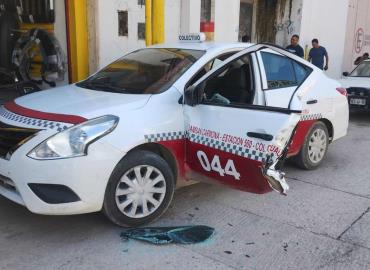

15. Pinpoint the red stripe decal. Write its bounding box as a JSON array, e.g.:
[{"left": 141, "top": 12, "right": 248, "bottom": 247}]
[
  {"left": 288, "top": 120, "right": 316, "bottom": 156},
  {"left": 4, "top": 101, "right": 87, "bottom": 124}
]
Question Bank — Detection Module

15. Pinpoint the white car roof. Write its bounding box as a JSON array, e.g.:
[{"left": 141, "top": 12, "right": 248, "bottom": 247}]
[{"left": 148, "top": 42, "right": 253, "bottom": 53}]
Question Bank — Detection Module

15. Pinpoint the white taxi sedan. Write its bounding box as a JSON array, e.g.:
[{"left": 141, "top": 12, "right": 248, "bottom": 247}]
[{"left": 0, "top": 41, "right": 348, "bottom": 227}]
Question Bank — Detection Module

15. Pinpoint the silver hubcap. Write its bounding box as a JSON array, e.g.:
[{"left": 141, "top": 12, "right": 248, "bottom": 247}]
[
  {"left": 308, "top": 128, "right": 327, "bottom": 164},
  {"left": 115, "top": 165, "right": 166, "bottom": 219}
]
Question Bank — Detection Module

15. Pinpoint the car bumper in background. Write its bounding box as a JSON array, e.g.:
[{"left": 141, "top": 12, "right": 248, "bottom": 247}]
[{"left": 348, "top": 95, "right": 370, "bottom": 111}]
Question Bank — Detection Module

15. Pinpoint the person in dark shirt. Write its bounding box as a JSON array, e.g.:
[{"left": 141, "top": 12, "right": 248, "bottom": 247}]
[
  {"left": 308, "top": 39, "right": 329, "bottom": 70},
  {"left": 286, "top": 34, "right": 304, "bottom": 58},
  {"left": 354, "top": 53, "right": 369, "bottom": 65}
]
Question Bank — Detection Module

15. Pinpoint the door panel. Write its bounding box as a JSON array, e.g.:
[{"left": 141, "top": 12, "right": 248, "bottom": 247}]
[
  {"left": 182, "top": 44, "right": 307, "bottom": 194},
  {"left": 184, "top": 104, "right": 300, "bottom": 193},
  {"left": 257, "top": 50, "right": 304, "bottom": 109},
  {"left": 264, "top": 86, "right": 297, "bottom": 108}
]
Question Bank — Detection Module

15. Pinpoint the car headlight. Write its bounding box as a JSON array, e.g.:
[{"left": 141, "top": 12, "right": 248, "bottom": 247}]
[{"left": 27, "top": 115, "right": 119, "bottom": 160}]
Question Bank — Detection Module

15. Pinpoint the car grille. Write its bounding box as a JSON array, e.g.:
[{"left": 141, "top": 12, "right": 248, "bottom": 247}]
[
  {"left": 0, "top": 174, "right": 16, "bottom": 192},
  {"left": 347, "top": 87, "right": 370, "bottom": 97},
  {"left": 0, "top": 121, "right": 39, "bottom": 159}
]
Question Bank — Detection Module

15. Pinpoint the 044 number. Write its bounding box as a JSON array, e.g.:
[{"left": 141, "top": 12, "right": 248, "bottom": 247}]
[{"left": 197, "top": 151, "right": 241, "bottom": 180}]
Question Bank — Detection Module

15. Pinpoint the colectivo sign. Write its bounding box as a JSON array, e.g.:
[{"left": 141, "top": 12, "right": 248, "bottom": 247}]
[{"left": 178, "top": 33, "right": 206, "bottom": 43}]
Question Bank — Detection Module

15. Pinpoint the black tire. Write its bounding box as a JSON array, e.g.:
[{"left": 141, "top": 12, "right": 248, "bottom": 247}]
[
  {"left": 0, "top": 12, "right": 19, "bottom": 69},
  {"left": 294, "top": 121, "right": 329, "bottom": 170},
  {"left": 103, "top": 150, "right": 175, "bottom": 227}
]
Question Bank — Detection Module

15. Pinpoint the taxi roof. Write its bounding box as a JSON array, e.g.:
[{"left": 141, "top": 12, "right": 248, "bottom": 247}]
[{"left": 148, "top": 42, "right": 253, "bottom": 53}]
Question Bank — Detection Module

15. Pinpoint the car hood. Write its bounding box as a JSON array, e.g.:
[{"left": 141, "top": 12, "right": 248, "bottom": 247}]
[
  {"left": 339, "top": 77, "right": 370, "bottom": 89},
  {"left": 11, "top": 84, "right": 151, "bottom": 120}
]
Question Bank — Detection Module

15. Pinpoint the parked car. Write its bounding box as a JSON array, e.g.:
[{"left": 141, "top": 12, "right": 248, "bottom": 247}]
[
  {"left": 0, "top": 38, "right": 348, "bottom": 227},
  {"left": 340, "top": 59, "right": 370, "bottom": 110}
]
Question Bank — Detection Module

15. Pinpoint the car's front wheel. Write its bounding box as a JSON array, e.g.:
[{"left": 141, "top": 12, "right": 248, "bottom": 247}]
[
  {"left": 103, "top": 150, "right": 175, "bottom": 227},
  {"left": 295, "top": 121, "right": 329, "bottom": 170}
]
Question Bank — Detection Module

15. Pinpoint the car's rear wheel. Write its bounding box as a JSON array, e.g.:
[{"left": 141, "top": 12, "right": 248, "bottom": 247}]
[
  {"left": 295, "top": 121, "right": 329, "bottom": 170},
  {"left": 103, "top": 150, "right": 175, "bottom": 227}
]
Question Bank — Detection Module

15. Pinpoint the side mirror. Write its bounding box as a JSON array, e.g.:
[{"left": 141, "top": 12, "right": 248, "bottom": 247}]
[
  {"left": 184, "top": 83, "right": 204, "bottom": 106},
  {"left": 342, "top": 72, "right": 349, "bottom": 77}
]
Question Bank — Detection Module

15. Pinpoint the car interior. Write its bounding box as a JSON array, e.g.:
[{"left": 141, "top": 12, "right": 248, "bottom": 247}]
[{"left": 202, "top": 55, "right": 254, "bottom": 106}]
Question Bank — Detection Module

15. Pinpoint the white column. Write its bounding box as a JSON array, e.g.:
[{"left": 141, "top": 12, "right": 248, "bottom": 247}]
[
  {"left": 214, "top": 0, "right": 240, "bottom": 42},
  {"left": 180, "top": 0, "right": 201, "bottom": 34},
  {"left": 299, "top": 0, "right": 350, "bottom": 79}
]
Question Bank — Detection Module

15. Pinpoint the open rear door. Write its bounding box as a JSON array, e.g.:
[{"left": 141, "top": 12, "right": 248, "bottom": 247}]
[{"left": 183, "top": 45, "right": 302, "bottom": 195}]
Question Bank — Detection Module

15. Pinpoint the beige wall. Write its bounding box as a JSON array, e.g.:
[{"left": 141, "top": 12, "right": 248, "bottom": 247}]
[
  {"left": 299, "top": 0, "right": 350, "bottom": 79},
  {"left": 342, "top": 0, "right": 370, "bottom": 73},
  {"left": 96, "top": 0, "right": 146, "bottom": 68},
  {"left": 214, "top": 0, "right": 240, "bottom": 42},
  {"left": 54, "top": 0, "right": 69, "bottom": 84},
  {"left": 275, "top": 0, "right": 303, "bottom": 47},
  {"left": 87, "top": 0, "right": 99, "bottom": 74}
]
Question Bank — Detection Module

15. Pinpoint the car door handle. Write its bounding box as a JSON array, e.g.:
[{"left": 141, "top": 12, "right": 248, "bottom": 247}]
[
  {"left": 307, "top": 99, "right": 318, "bottom": 105},
  {"left": 247, "top": 132, "right": 273, "bottom": 141}
]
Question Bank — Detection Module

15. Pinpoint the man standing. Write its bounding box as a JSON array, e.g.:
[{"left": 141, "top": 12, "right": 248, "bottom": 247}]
[
  {"left": 286, "top": 35, "right": 304, "bottom": 58},
  {"left": 308, "top": 39, "right": 329, "bottom": 70}
]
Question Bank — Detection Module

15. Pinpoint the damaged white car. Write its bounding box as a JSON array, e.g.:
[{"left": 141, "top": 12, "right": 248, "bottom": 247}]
[{"left": 0, "top": 40, "right": 348, "bottom": 227}]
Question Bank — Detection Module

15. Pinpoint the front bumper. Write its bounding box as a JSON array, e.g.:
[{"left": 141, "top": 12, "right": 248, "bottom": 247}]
[{"left": 0, "top": 135, "right": 124, "bottom": 215}]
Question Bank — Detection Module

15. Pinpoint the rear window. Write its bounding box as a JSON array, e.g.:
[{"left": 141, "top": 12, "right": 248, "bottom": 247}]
[
  {"left": 350, "top": 61, "right": 370, "bottom": 77},
  {"left": 293, "top": 61, "right": 311, "bottom": 84},
  {"left": 261, "top": 52, "right": 296, "bottom": 89},
  {"left": 77, "top": 48, "right": 205, "bottom": 94}
]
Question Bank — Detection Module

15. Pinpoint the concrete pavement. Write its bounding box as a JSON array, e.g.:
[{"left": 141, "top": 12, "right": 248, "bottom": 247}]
[{"left": 1, "top": 112, "right": 370, "bottom": 270}]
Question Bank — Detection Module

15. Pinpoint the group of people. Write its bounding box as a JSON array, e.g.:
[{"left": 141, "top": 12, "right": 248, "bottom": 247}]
[
  {"left": 286, "top": 34, "right": 369, "bottom": 70},
  {"left": 286, "top": 35, "right": 329, "bottom": 70}
]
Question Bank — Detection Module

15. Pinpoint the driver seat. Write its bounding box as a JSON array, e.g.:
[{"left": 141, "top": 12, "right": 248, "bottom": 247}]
[{"left": 218, "top": 64, "right": 251, "bottom": 104}]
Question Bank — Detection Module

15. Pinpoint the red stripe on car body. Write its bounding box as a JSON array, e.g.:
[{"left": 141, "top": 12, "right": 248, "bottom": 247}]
[
  {"left": 158, "top": 139, "right": 186, "bottom": 178},
  {"left": 4, "top": 101, "right": 87, "bottom": 124},
  {"left": 288, "top": 119, "right": 316, "bottom": 156},
  {"left": 185, "top": 141, "right": 272, "bottom": 194},
  {"left": 158, "top": 139, "right": 272, "bottom": 194}
]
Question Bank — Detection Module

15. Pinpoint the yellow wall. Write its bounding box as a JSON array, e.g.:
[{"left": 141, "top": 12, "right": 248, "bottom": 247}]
[
  {"left": 145, "top": 0, "right": 164, "bottom": 46},
  {"left": 66, "top": 0, "right": 89, "bottom": 83}
]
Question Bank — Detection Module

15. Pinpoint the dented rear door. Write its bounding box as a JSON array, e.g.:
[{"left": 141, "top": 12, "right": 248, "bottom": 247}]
[
  {"left": 184, "top": 105, "right": 300, "bottom": 194},
  {"left": 184, "top": 45, "right": 302, "bottom": 194}
]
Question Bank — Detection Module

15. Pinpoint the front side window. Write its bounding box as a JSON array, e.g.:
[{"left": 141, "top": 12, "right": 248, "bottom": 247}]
[
  {"left": 187, "top": 51, "right": 239, "bottom": 86},
  {"left": 350, "top": 61, "right": 370, "bottom": 77},
  {"left": 261, "top": 52, "right": 297, "bottom": 89},
  {"left": 201, "top": 55, "right": 254, "bottom": 106},
  {"left": 77, "top": 48, "right": 205, "bottom": 94}
]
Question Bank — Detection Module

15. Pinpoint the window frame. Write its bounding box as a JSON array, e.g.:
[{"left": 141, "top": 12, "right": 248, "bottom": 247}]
[
  {"left": 258, "top": 51, "right": 313, "bottom": 92},
  {"left": 349, "top": 61, "right": 370, "bottom": 77},
  {"left": 198, "top": 53, "right": 256, "bottom": 108},
  {"left": 185, "top": 51, "right": 242, "bottom": 89},
  {"left": 118, "top": 10, "right": 129, "bottom": 37},
  {"left": 260, "top": 51, "right": 298, "bottom": 91},
  {"left": 77, "top": 48, "right": 206, "bottom": 95}
]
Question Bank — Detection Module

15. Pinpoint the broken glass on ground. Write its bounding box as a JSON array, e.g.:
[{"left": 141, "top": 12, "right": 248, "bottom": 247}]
[{"left": 120, "top": 225, "right": 215, "bottom": 245}]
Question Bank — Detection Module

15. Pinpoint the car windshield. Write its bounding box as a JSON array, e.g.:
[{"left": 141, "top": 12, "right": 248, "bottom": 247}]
[
  {"left": 350, "top": 61, "right": 370, "bottom": 77},
  {"left": 76, "top": 48, "right": 205, "bottom": 94}
]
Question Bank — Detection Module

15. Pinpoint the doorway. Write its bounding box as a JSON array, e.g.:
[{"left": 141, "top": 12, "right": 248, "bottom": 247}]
[{"left": 239, "top": 0, "right": 254, "bottom": 42}]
